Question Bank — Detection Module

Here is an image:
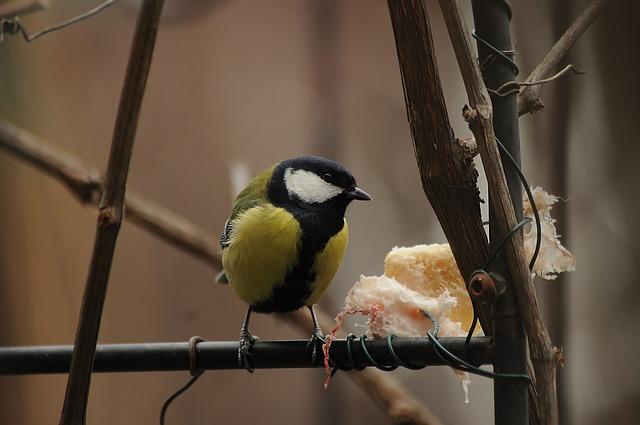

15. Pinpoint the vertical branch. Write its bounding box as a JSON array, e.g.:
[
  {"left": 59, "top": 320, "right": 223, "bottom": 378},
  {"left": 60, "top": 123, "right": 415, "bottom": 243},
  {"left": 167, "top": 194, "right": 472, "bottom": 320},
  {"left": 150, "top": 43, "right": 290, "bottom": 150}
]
[
  {"left": 58, "top": 1, "right": 165, "bottom": 424},
  {"left": 438, "top": 1, "right": 559, "bottom": 424},
  {"left": 386, "top": 0, "right": 492, "bottom": 334}
]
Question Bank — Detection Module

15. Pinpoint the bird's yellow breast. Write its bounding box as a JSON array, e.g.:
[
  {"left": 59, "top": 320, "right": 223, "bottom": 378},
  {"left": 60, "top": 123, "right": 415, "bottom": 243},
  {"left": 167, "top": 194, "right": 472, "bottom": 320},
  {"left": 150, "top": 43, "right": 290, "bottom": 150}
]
[
  {"left": 305, "top": 220, "right": 349, "bottom": 305},
  {"left": 222, "top": 203, "right": 349, "bottom": 309},
  {"left": 306, "top": 220, "right": 348, "bottom": 305},
  {"left": 222, "top": 204, "right": 302, "bottom": 305}
]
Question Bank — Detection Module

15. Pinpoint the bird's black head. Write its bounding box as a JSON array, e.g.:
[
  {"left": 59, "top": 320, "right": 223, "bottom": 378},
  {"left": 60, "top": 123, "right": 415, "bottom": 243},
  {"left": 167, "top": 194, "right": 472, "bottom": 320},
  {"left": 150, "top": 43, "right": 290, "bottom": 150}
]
[{"left": 268, "top": 156, "right": 371, "bottom": 214}]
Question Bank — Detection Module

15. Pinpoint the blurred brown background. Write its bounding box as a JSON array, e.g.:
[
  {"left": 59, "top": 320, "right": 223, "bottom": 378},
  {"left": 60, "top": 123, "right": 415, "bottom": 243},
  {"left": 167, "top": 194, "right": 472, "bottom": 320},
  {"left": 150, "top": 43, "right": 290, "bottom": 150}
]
[{"left": 0, "top": 0, "right": 638, "bottom": 424}]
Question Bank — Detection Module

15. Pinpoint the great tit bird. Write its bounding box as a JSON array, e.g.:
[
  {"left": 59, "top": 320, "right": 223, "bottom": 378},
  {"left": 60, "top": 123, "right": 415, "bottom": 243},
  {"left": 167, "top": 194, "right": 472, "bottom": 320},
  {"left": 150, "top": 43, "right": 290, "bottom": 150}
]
[{"left": 218, "top": 156, "right": 371, "bottom": 372}]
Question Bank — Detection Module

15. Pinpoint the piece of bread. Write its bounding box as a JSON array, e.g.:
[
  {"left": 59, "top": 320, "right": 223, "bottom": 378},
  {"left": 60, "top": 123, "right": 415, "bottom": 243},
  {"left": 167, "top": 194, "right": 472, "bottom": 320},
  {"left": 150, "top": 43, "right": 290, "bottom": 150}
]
[{"left": 384, "top": 243, "right": 474, "bottom": 331}]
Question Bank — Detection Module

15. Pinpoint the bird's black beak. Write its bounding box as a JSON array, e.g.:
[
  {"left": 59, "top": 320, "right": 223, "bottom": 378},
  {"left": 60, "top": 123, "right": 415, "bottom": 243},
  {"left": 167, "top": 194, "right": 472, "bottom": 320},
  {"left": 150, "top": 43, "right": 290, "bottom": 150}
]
[{"left": 344, "top": 186, "right": 372, "bottom": 201}]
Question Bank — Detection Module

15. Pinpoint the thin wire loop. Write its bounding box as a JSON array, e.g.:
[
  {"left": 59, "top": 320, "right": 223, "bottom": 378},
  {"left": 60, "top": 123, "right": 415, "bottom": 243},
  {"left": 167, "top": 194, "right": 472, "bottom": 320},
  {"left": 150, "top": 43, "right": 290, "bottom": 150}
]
[
  {"left": 471, "top": 30, "right": 519, "bottom": 76},
  {"left": 495, "top": 137, "right": 542, "bottom": 270},
  {"left": 160, "top": 337, "right": 206, "bottom": 425},
  {"left": 386, "top": 335, "right": 423, "bottom": 370},
  {"left": 483, "top": 217, "right": 532, "bottom": 271},
  {"left": 464, "top": 312, "right": 479, "bottom": 364},
  {"left": 359, "top": 335, "right": 397, "bottom": 371},
  {"left": 345, "top": 334, "right": 365, "bottom": 370},
  {"left": 427, "top": 331, "right": 530, "bottom": 382},
  {"left": 387, "top": 308, "right": 531, "bottom": 382}
]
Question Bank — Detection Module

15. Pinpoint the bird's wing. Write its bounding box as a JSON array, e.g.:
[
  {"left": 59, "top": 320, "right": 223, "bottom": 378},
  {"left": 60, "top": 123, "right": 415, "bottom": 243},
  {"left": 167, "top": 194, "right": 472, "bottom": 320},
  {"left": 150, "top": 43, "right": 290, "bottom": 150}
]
[
  {"left": 219, "top": 164, "right": 276, "bottom": 250},
  {"left": 219, "top": 218, "right": 233, "bottom": 249},
  {"left": 219, "top": 198, "right": 262, "bottom": 250},
  {"left": 218, "top": 201, "right": 259, "bottom": 284}
]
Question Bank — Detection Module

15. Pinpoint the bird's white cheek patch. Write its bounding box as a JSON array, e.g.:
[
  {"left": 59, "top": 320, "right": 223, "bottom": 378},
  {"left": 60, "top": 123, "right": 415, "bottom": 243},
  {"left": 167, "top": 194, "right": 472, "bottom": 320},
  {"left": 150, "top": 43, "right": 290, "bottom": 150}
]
[{"left": 284, "top": 168, "right": 342, "bottom": 203}]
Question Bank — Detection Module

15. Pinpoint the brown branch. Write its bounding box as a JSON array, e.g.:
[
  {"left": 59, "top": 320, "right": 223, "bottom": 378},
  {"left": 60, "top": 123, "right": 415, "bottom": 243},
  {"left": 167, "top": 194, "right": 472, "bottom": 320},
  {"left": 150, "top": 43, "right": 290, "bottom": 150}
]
[
  {"left": 0, "top": 0, "right": 47, "bottom": 18},
  {"left": 58, "top": 1, "right": 165, "bottom": 424},
  {"left": 438, "top": 1, "right": 559, "bottom": 424},
  {"left": 0, "top": 120, "right": 438, "bottom": 425},
  {"left": 386, "top": 0, "right": 491, "bottom": 334},
  {"left": 0, "top": 120, "right": 223, "bottom": 269},
  {"left": 493, "top": 64, "right": 584, "bottom": 98},
  {"left": 125, "top": 196, "right": 222, "bottom": 268},
  {"left": 517, "top": 0, "right": 608, "bottom": 116}
]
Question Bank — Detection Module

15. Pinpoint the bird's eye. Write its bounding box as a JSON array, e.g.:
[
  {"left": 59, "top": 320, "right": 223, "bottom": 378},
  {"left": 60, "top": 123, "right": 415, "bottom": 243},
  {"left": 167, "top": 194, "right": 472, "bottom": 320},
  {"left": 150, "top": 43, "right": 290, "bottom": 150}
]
[{"left": 322, "top": 173, "right": 332, "bottom": 182}]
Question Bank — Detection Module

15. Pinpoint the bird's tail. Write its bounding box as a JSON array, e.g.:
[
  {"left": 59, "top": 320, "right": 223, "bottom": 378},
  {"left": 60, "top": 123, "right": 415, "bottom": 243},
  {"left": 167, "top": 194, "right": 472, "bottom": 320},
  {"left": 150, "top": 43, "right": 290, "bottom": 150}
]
[{"left": 215, "top": 270, "right": 229, "bottom": 284}]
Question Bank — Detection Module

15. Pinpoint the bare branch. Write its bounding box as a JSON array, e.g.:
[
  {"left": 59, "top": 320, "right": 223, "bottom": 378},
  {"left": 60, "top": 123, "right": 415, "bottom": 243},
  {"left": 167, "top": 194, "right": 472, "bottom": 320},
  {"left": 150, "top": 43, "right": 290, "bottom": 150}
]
[
  {"left": 19, "top": 0, "right": 117, "bottom": 43},
  {"left": 0, "top": 0, "right": 47, "bottom": 19},
  {"left": 438, "top": 1, "right": 559, "bottom": 424},
  {"left": 0, "top": 120, "right": 223, "bottom": 269},
  {"left": 0, "top": 121, "right": 102, "bottom": 203},
  {"left": 386, "top": 0, "right": 492, "bottom": 334},
  {"left": 125, "top": 196, "right": 222, "bottom": 268},
  {"left": 59, "top": 0, "right": 165, "bottom": 423},
  {"left": 492, "top": 65, "right": 584, "bottom": 98},
  {"left": 518, "top": 0, "right": 608, "bottom": 116}
]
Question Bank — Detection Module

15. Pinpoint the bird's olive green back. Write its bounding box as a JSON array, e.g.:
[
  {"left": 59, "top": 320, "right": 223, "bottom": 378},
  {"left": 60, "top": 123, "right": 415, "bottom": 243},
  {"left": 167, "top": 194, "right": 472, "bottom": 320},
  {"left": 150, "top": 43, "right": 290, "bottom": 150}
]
[{"left": 229, "top": 164, "right": 277, "bottom": 221}]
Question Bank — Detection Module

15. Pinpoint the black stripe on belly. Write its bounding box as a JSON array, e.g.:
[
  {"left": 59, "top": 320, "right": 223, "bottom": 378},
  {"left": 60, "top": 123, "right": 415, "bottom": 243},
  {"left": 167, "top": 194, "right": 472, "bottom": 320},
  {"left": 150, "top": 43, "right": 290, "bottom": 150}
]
[{"left": 252, "top": 208, "right": 344, "bottom": 314}]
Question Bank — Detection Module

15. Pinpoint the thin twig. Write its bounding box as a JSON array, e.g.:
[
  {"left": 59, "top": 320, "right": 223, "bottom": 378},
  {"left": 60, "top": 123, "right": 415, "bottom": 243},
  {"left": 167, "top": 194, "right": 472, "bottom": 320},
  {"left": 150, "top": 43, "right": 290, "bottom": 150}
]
[
  {"left": 517, "top": 0, "right": 608, "bottom": 116},
  {"left": 14, "top": 0, "right": 117, "bottom": 42},
  {"left": 0, "top": 0, "right": 47, "bottom": 19},
  {"left": 0, "top": 120, "right": 438, "bottom": 425},
  {"left": 58, "top": 0, "right": 164, "bottom": 424},
  {"left": 438, "top": 1, "right": 559, "bottom": 424},
  {"left": 490, "top": 65, "right": 584, "bottom": 98}
]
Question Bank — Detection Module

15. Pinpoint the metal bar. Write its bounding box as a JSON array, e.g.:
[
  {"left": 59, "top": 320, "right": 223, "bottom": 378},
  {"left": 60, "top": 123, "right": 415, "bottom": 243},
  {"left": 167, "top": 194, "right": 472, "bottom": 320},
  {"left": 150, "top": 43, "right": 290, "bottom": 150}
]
[
  {"left": 470, "top": 1, "right": 529, "bottom": 425},
  {"left": 0, "top": 337, "right": 493, "bottom": 375}
]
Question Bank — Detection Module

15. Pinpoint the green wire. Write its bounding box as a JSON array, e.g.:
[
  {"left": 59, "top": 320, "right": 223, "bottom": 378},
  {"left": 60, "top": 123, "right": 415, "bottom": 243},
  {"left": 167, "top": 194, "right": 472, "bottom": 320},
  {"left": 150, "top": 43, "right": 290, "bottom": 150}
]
[
  {"left": 483, "top": 217, "right": 532, "bottom": 270},
  {"left": 428, "top": 332, "right": 530, "bottom": 382},
  {"left": 495, "top": 137, "right": 542, "bottom": 271},
  {"left": 359, "top": 335, "right": 397, "bottom": 371}
]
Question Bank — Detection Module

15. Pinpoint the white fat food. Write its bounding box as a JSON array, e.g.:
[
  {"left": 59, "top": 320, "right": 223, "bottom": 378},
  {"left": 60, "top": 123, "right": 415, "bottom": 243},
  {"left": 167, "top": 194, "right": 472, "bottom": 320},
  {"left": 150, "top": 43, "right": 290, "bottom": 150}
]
[
  {"left": 284, "top": 167, "right": 343, "bottom": 203},
  {"left": 523, "top": 187, "right": 576, "bottom": 279},
  {"left": 337, "top": 274, "right": 472, "bottom": 403}
]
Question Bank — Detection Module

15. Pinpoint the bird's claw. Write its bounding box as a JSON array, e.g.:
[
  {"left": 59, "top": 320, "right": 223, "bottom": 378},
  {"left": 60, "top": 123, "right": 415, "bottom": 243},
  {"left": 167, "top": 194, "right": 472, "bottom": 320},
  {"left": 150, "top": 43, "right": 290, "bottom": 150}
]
[
  {"left": 307, "top": 326, "right": 325, "bottom": 367},
  {"left": 238, "top": 330, "right": 257, "bottom": 373}
]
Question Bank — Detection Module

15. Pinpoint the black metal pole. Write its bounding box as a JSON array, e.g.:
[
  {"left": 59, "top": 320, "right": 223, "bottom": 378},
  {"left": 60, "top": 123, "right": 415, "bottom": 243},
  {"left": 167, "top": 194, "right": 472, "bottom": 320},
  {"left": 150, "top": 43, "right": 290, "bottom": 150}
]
[
  {"left": 470, "top": 1, "right": 529, "bottom": 425},
  {"left": 0, "top": 337, "right": 492, "bottom": 375}
]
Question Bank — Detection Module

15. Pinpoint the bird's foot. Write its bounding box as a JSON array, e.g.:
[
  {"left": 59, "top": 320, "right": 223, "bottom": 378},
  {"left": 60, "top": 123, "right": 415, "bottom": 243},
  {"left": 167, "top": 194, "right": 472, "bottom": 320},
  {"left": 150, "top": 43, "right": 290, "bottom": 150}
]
[
  {"left": 307, "top": 326, "right": 325, "bottom": 367},
  {"left": 238, "top": 329, "right": 257, "bottom": 373}
]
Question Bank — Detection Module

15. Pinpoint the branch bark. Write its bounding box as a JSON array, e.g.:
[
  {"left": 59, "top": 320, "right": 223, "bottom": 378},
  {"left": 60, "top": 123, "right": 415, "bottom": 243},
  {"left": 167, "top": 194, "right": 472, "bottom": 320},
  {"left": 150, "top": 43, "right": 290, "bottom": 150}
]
[
  {"left": 438, "top": 1, "right": 559, "bottom": 424},
  {"left": 0, "top": 0, "right": 46, "bottom": 19},
  {"left": 58, "top": 0, "right": 165, "bottom": 424},
  {"left": 0, "top": 120, "right": 223, "bottom": 269},
  {"left": 517, "top": 0, "right": 608, "bottom": 116},
  {"left": 386, "top": 0, "right": 491, "bottom": 334},
  {"left": 0, "top": 119, "right": 440, "bottom": 424}
]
